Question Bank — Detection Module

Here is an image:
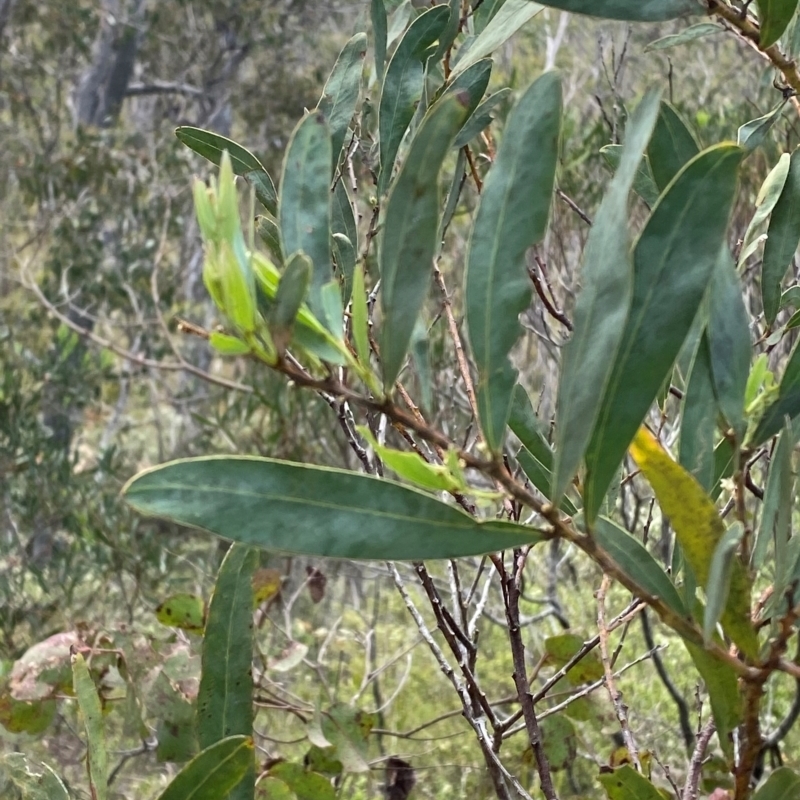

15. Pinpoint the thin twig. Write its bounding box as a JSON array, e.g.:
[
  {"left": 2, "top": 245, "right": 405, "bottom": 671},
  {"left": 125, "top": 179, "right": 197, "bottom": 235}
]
[{"left": 682, "top": 719, "right": 716, "bottom": 800}]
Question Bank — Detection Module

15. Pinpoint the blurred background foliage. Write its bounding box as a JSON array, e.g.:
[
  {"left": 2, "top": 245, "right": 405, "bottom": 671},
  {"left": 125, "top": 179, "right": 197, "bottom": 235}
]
[{"left": 2, "top": 0, "right": 800, "bottom": 797}]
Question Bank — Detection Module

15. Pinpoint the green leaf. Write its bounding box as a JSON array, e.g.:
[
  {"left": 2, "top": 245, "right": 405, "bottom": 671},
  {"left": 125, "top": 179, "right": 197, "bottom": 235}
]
[
  {"left": 272, "top": 253, "right": 312, "bottom": 353},
  {"left": 738, "top": 100, "right": 787, "bottom": 152},
  {"left": 316, "top": 33, "right": 367, "bottom": 168},
  {"left": 679, "top": 334, "right": 717, "bottom": 491},
  {"left": 629, "top": 428, "right": 758, "bottom": 658},
  {"left": 197, "top": 546, "right": 257, "bottom": 776},
  {"left": 331, "top": 182, "right": 358, "bottom": 301},
  {"left": 538, "top": 715, "right": 577, "bottom": 771},
  {"left": 644, "top": 22, "right": 722, "bottom": 51},
  {"left": 320, "top": 703, "right": 375, "bottom": 773},
  {"left": 739, "top": 153, "right": 791, "bottom": 267},
  {"left": 155, "top": 593, "right": 206, "bottom": 634},
  {"left": 762, "top": 148, "right": 800, "bottom": 324},
  {"left": 753, "top": 767, "right": 800, "bottom": 799},
  {"left": 71, "top": 653, "right": 108, "bottom": 800},
  {"left": 255, "top": 216, "right": 282, "bottom": 265},
  {"left": 647, "top": 102, "right": 699, "bottom": 193},
  {"left": 543, "top": 634, "right": 603, "bottom": 683},
  {"left": 377, "top": 5, "right": 450, "bottom": 196},
  {"left": 176, "top": 127, "right": 277, "bottom": 216},
  {"left": 451, "top": 0, "right": 543, "bottom": 77},
  {"left": 598, "top": 765, "right": 664, "bottom": 800},
  {"left": 210, "top": 333, "right": 251, "bottom": 356},
  {"left": 753, "top": 336, "right": 800, "bottom": 443},
  {"left": 351, "top": 265, "right": 371, "bottom": 369},
  {"left": 357, "top": 426, "right": 463, "bottom": 493},
  {"left": 757, "top": 0, "right": 800, "bottom": 48},
  {"left": 684, "top": 641, "right": 741, "bottom": 758},
  {"left": 592, "top": 516, "right": 686, "bottom": 618},
  {"left": 0, "top": 694, "right": 55, "bottom": 735},
  {"left": 0, "top": 754, "right": 69, "bottom": 800},
  {"left": 453, "top": 89, "right": 511, "bottom": 149},
  {"left": 268, "top": 764, "right": 335, "bottom": 800},
  {"left": 156, "top": 736, "right": 253, "bottom": 800},
  {"left": 536, "top": 0, "right": 700, "bottom": 21},
  {"left": 465, "top": 71, "right": 562, "bottom": 452},
  {"left": 123, "top": 456, "right": 543, "bottom": 560},
  {"left": 703, "top": 522, "right": 746, "bottom": 644},
  {"left": 279, "top": 112, "right": 332, "bottom": 317},
  {"left": 197, "top": 544, "right": 258, "bottom": 748},
  {"left": 753, "top": 422, "right": 793, "bottom": 568},
  {"left": 436, "top": 58, "right": 492, "bottom": 128},
  {"left": 371, "top": 0, "right": 388, "bottom": 84},
  {"left": 583, "top": 145, "right": 743, "bottom": 522},
  {"left": 708, "top": 249, "right": 751, "bottom": 440},
  {"left": 554, "top": 90, "right": 660, "bottom": 503},
  {"left": 380, "top": 94, "right": 469, "bottom": 389},
  {"left": 599, "top": 144, "right": 660, "bottom": 207}
]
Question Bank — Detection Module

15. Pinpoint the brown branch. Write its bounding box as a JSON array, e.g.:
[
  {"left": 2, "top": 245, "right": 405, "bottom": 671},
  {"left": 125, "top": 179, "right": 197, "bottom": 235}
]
[
  {"left": 597, "top": 574, "right": 641, "bottom": 771},
  {"left": 503, "top": 548, "right": 558, "bottom": 799},
  {"left": 682, "top": 719, "right": 716, "bottom": 800},
  {"left": 529, "top": 260, "right": 573, "bottom": 331},
  {"left": 556, "top": 188, "right": 592, "bottom": 226}
]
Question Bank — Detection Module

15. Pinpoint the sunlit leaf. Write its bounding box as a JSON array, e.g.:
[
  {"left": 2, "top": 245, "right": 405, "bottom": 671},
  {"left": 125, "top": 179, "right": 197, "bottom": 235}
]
[
  {"left": 123, "top": 457, "right": 543, "bottom": 560},
  {"left": 598, "top": 764, "right": 664, "bottom": 800},
  {"left": 155, "top": 593, "right": 206, "bottom": 634},
  {"left": 629, "top": 428, "right": 758, "bottom": 658},
  {"left": 268, "top": 763, "right": 335, "bottom": 800},
  {"left": 465, "top": 71, "right": 561, "bottom": 452},
  {"left": 753, "top": 336, "right": 800, "bottom": 443}
]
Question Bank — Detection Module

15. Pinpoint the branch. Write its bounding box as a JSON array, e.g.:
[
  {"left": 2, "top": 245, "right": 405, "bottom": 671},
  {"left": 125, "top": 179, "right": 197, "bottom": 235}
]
[
  {"left": 682, "top": 719, "right": 716, "bottom": 800},
  {"left": 126, "top": 80, "right": 204, "bottom": 97}
]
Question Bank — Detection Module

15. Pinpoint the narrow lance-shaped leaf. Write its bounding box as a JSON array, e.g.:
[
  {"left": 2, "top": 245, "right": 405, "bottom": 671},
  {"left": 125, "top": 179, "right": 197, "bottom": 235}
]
[
  {"left": 377, "top": 5, "right": 450, "bottom": 196},
  {"left": 272, "top": 253, "right": 312, "bottom": 354},
  {"left": 450, "top": 0, "right": 543, "bottom": 77},
  {"left": 757, "top": 0, "right": 800, "bottom": 48},
  {"left": 331, "top": 181, "right": 358, "bottom": 301},
  {"left": 644, "top": 22, "right": 723, "bottom": 52},
  {"left": 316, "top": 33, "right": 367, "bottom": 170},
  {"left": 198, "top": 545, "right": 257, "bottom": 800},
  {"left": 752, "top": 421, "right": 793, "bottom": 568},
  {"left": 434, "top": 58, "right": 492, "bottom": 132},
  {"left": 679, "top": 334, "right": 718, "bottom": 492},
  {"left": 739, "top": 152, "right": 791, "bottom": 267},
  {"left": 753, "top": 334, "right": 800, "bottom": 444},
  {"left": 708, "top": 248, "right": 751, "bottom": 441},
  {"left": 155, "top": 736, "right": 253, "bottom": 800},
  {"left": 762, "top": 147, "right": 800, "bottom": 325},
  {"left": 535, "top": 0, "right": 700, "bottom": 21},
  {"left": 380, "top": 94, "right": 469, "bottom": 389},
  {"left": 553, "top": 90, "right": 660, "bottom": 503},
  {"left": 738, "top": 100, "right": 787, "bottom": 152},
  {"left": 278, "top": 112, "right": 332, "bottom": 318},
  {"left": 647, "top": 102, "right": 699, "bottom": 193},
  {"left": 599, "top": 144, "right": 660, "bottom": 208},
  {"left": 465, "top": 71, "right": 562, "bottom": 453},
  {"left": 371, "top": 0, "right": 387, "bottom": 84},
  {"left": 176, "top": 127, "right": 277, "bottom": 216},
  {"left": 703, "top": 522, "right": 745, "bottom": 644},
  {"left": 453, "top": 89, "right": 510, "bottom": 150},
  {"left": 592, "top": 516, "right": 686, "bottom": 618},
  {"left": 123, "top": 456, "right": 543, "bottom": 561},
  {"left": 629, "top": 428, "right": 758, "bottom": 658},
  {"left": 598, "top": 765, "right": 665, "bottom": 800},
  {"left": 583, "top": 145, "right": 743, "bottom": 522},
  {"left": 72, "top": 652, "right": 108, "bottom": 800}
]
